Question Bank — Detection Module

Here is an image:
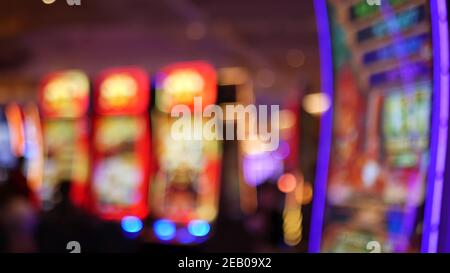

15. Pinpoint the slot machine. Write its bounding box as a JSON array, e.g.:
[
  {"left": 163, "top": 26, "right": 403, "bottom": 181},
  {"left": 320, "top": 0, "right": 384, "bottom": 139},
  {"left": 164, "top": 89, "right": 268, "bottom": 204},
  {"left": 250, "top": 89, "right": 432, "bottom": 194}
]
[
  {"left": 150, "top": 61, "right": 221, "bottom": 244},
  {"left": 38, "top": 70, "right": 90, "bottom": 209},
  {"left": 310, "top": 0, "right": 449, "bottom": 253},
  {"left": 91, "top": 67, "right": 151, "bottom": 223}
]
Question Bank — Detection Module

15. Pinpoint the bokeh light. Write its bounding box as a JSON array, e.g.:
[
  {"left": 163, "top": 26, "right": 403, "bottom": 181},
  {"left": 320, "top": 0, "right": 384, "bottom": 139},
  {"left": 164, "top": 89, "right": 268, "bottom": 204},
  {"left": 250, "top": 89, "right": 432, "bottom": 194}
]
[
  {"left": 188, "top": 220, "right": 210, "bottom": 237},
  {"left": 42, "top": 0, "right": 56, "bottom": 4},
  {"left": 302, "top": 93, "right": 331, "bottom": 116},
  {"left": 153, "top": 219, "right": 176, "bottom": 241},
  {"left": 286, "top": 49, "right": 305, "bottom": 68},
  {"left": 121, "top": 216, "right": 143, "bottom": 233},
  {"left": 277, "top": 173, "right": 297, "bottom": 193}
]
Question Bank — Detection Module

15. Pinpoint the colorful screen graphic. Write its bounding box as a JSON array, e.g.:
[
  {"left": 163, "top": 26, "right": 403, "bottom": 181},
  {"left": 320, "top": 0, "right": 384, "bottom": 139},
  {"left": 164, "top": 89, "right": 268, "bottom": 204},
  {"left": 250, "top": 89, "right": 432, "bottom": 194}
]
[{"left": 152, "top": 115, "right": 221, "bottom": 224}]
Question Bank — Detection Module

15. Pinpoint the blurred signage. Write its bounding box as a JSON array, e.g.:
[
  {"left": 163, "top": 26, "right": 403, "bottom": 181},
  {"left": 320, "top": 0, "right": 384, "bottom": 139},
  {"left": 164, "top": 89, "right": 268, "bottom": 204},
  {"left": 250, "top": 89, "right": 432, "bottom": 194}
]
[
  {"left": 39, "top": 70, "right": 89, "bottom": 119},
  {"left": 155, "top": 61, "right": 217, "bottom": 113},
  {"left": 95, "top": 67, "right": 149, "bottom": 115}
]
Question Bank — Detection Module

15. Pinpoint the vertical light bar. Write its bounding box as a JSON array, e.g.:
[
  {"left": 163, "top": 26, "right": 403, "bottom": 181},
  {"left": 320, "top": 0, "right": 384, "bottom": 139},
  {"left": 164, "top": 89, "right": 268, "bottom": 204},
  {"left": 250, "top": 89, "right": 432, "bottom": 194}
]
[
  {"left": 422, "top": 0, "right": 449, "bottom": 253},
  {"left": 5, "top": 103, "right": 25, "bottom": 157},
  {"left": 309, "top": 0, "right": 334, "bottom": 253},
  {"left": 24, "top": 103, "right": 44, "bottom": 193}
]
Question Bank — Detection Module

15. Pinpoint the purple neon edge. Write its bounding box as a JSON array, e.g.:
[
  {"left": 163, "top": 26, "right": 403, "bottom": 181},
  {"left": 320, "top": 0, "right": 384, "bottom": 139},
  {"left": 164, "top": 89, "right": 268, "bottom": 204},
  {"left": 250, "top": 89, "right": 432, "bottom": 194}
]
[
  {"left": 309, "top": 0, "right": 333, "bottom": 253},
  {"left": 422, "top": 0, "right": 449, "bottom": 253}
]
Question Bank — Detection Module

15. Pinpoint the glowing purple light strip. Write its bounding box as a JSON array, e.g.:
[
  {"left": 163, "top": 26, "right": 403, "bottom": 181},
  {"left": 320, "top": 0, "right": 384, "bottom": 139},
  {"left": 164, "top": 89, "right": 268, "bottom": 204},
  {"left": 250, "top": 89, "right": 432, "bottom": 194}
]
[
  {"left": 309, "top": 0, "right": 334, "bottom": 253},
  {"left": 422, "top": 0, "right": 449, "bottom": 253}
]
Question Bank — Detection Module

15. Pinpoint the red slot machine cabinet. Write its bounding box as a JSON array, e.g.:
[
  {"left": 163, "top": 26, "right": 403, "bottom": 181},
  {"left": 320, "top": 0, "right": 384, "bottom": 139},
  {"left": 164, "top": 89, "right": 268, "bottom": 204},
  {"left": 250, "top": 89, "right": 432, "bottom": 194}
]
[
  {"left": 38, "top": 70, "right": 90, "bottom": 209},
  {"left": 91, "top": 67, "right": 151, "bottom": 222},
  {"left": 150, "top": 61, "right": 221, "bottom": 244}
]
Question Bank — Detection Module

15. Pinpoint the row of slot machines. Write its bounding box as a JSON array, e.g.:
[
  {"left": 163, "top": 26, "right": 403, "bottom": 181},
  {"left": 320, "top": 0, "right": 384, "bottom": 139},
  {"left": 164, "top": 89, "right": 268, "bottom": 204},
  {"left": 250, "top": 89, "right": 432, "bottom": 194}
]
[
  {"left": 0, "top": 62, "right": 303, "bottom": 247},
  {"left": 0, "top": 62, "right": 223, "bottom": 245}
]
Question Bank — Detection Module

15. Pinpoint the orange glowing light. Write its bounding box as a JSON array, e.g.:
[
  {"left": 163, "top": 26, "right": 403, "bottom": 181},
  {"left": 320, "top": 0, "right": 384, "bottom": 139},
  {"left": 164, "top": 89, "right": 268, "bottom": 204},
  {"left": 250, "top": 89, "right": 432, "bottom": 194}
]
[
  {"left": 295, "top": 182, "right": 313, "bottom": 205},
  {"left": 5, "top": 103, "right": 25, "bottom": 156},
  {"left": 95, "top": 67, "right": 149, "bottom": 116},
  {"left": 302, "top": 92, "right": 331, "bottom": 116},
  {"left": 39, "top": 70, "right": 90, "bottom": 118},
  {"left": 99, "top": 74, "right": 138, "bottom": 109},
  {"left": 156, "top": 61, "right": 217, "bottom": 113},
  {"left": 163, "top": 69, "right": 205, "bottom": 102},
  {"left": 277, "top": 173, "right": 297, "bottom": 193}
]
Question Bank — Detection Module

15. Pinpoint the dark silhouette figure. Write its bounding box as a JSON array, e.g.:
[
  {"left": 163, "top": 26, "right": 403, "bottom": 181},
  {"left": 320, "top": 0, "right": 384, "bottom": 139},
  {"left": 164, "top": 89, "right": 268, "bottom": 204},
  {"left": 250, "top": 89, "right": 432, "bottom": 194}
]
[
  {"left": 35, "top": 180, "right": 101, "bottom": 253},
  {"left": 245, "top": 181, "right": 284, "bottom": 252},
  {"left": 8, "top": 156, "right": 37, "bottom": 206},
  {"left": 0, "top": 175, "right": 37, "bottom": 253}
]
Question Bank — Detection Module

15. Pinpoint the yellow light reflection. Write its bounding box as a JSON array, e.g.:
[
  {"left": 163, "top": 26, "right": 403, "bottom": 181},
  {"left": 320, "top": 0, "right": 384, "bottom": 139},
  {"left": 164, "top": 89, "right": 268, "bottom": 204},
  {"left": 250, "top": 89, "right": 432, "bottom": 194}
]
[
  {"left": 100, "top": 74, "right": 138, "bottom": 109},
  {"left": 163, "top": 69, "right": 205, "bottom": 103},
  {"left": 302, "top": 93, "right": 331, "bottom": 116}
]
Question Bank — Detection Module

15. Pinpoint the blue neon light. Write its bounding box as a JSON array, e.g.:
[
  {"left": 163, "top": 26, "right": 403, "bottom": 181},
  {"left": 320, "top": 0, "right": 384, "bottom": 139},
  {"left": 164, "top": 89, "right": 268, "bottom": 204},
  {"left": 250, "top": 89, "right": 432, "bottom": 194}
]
[
  {"left": 121, "top": 216, "right": 143, "bottom": 233},
  {"left": 187, "top": 220, "right": 210, "bottom": 237},
  {"left": 154, "top": 219, "right": 176, "bottom": 240}
]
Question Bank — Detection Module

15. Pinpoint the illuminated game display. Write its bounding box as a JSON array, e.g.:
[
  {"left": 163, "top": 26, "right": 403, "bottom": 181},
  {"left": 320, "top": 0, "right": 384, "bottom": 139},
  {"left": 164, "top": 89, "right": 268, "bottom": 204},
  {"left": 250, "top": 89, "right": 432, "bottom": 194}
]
[
  {"left": 38, "top": 70, "right": 90, "bottom": 208},
  {"left": 311, "top": 0, "right": 449, "bottom": 252},
  {"left": 91, "top": 67, "right": 151, "bottom": 221},
  {"left": 150, "top": 61, "right": 221, "bottom": 244}
]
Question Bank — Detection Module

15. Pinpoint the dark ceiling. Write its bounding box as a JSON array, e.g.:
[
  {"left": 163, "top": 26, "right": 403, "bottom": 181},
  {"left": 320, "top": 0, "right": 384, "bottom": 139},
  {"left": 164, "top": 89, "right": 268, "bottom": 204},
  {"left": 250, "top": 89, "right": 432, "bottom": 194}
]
[{"left": 0, "top": 0, "right": 320, "bottom": 101}]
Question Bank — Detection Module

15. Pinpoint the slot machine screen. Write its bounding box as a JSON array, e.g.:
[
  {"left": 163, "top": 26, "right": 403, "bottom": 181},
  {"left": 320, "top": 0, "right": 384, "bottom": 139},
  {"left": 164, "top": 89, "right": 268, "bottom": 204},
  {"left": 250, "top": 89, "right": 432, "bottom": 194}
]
[
  {"left": 152, "top": 115, "right": 221, "bottom": 224},
  {"left": 93, "top": 116, "right": 148, "bottom": 209},
  {"left": 319, "top": 0, "right": 438, "bottom": 252}
]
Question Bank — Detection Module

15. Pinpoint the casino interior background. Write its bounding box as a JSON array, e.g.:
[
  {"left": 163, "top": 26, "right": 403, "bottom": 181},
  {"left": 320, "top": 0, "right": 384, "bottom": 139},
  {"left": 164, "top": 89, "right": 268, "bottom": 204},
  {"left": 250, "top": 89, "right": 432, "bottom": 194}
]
[
  {"left": 0, "top": 0, "right": 321, "bottom": 253},
  {"left": 0, "top": 0, "right": 449, "bottom": 253}
]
